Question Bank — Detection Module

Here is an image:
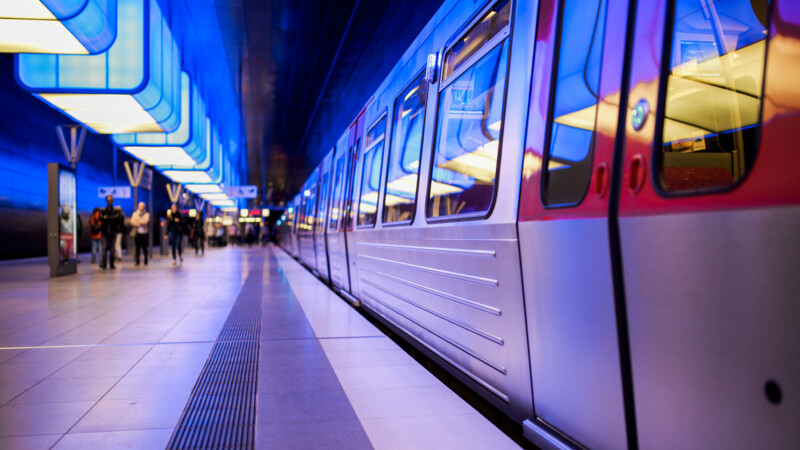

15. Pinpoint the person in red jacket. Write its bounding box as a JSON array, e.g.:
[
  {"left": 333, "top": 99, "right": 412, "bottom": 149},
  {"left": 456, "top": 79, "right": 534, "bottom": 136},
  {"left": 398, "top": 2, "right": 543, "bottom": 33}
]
[{"left": 88, "top": 207, "right": 102, "bottom": 264}]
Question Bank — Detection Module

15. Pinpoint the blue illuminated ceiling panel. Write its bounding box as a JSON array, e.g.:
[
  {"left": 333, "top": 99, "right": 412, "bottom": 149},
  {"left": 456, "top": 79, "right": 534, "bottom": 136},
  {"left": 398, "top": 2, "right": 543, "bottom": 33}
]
[
  {"left": 114, "top": 72, "right": 209, "bottom": 168},
  {"left": 0, "top": 0, "right": 116, "bottom": 54},
  {"left": 163, "top": 124, "right": 225, "bottom": 185},
  {"left": 15, "top": 0, "right": 180, "bottom": 134}
]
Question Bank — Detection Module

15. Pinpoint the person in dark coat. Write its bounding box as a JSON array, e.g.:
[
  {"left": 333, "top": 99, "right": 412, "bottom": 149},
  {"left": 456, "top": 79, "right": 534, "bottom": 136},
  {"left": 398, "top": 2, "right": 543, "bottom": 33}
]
[
  {"left": 166, "top": 203, "right": 185, "bottom": 265},
  {"left": 191, "top": 214, "right": 205, "bottom": 255},
  {"left": 99, "top": 195, "right": 123, "bottom": 269},
  {"left": 89, "top": 207, "right": 102, "bottom": 264}
]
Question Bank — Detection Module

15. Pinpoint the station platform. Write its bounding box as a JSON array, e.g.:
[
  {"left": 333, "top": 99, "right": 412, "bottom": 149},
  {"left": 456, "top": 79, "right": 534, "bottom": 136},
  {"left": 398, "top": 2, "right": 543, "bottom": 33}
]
[{"left": 0, "top": 245, "right": 519, "bottom": 449}]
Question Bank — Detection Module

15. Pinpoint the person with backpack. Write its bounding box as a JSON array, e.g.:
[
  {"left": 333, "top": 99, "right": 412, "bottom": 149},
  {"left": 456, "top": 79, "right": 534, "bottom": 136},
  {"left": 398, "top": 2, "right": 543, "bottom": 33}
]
[
  {"left": 89, "top": 207, "right": 102, "bottom": 264},
  {"left": 166, "top": 203, "right": 185, "bottom": 265},
  {"left": 99, "top": 195, "right": 123, "bottom": 269}
]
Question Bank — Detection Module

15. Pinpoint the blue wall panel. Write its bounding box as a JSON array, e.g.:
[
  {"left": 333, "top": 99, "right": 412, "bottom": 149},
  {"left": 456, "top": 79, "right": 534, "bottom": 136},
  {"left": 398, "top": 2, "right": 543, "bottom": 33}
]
[{"left": 0, "top": 54, "right": 173, "bottom": 260}]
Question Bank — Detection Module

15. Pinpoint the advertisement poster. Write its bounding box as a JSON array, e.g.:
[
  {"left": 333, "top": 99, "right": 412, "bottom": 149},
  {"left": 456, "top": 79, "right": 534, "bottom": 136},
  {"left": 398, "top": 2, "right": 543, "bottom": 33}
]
[{"left": 58, "top": 169, "right": 77, "bottom": 263}]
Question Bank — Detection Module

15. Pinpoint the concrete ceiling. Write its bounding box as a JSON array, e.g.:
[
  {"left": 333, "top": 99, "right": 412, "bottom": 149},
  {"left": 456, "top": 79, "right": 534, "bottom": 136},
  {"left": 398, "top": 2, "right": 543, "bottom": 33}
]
[{"left": 211, "top": 0, "right": 444, "bottom": 205}]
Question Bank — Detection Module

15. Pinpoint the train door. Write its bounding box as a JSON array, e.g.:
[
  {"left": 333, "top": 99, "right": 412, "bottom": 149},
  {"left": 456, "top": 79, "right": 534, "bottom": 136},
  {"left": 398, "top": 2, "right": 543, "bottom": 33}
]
[
  {"left": 296, "top": 187, "right": 308, "bottom": 262},
  {"left": 617, "top": 0, "right": 800, "bottom": 448},
  {"left": 343, "top": 108, "right": 367, "bottom": 299},
  {"left": 616, "top": 1, "right": 800, "bottom": 448},
  {"left": 518, "top": 0, "right": 631, "bottom": 447},
  {"left": 298, "top": 176, "right": 318, "bottom": 271},
  {"left": 288, "top": 194, "right": 300, "bottom": 257},
  {"left": 314, "top": 153, "right": 333, "bottom": 283},
  {"left": 327, "top": 132, "right": 352, "bottom": 293}
]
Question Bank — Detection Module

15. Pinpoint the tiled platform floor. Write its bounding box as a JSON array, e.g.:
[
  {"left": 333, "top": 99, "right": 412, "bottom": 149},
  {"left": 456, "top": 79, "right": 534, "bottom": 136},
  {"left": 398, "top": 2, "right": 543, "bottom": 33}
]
[{"left": 0, "top": 245, "right": 519, "bottom": 449}]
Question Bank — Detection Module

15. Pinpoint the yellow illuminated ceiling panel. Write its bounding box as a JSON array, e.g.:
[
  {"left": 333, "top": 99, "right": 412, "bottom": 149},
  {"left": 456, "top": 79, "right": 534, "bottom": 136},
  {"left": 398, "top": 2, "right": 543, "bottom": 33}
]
[
  {"left": 122, "top": 147, "right": 197, "bottom": 166},
  {"left": 39, "top": 93, "right": 162, "bottom": 133},
  {"left": 199, "top": 193, "right": 229, "bottom": 201},
  {"left": 163, "top": 170, "right": 213, "bottom": 184},
  {"left": 0, "top": 0, "right": 116, "bottom": 54},
  {"left": 183, "top": 184, "right": 223, "bottom": 194},
  {"left": 0, "top": 19, "right": 86, "bottom": 54}
]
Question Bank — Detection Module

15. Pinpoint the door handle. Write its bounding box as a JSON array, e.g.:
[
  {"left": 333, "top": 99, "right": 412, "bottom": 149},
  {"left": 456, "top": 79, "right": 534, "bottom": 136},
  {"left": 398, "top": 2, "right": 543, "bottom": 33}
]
[
  {"left": 593, "top": 163, "right": 609, "bottom": 199},
  {"left": 626, "top": 154, "right": 646, "bottom": 195}
]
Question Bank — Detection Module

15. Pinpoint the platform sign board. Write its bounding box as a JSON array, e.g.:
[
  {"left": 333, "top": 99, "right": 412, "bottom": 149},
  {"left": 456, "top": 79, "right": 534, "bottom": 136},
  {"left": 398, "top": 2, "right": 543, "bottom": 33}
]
[
  {"left": 98, "top": 186, "right": 131, "bottom": 199},
  {"left": 48, "top": 163, "right": 77, "bottom": 277},
  {"left": 141, "top": 167, "right": 153, "bottom": 190},
  {"left": 226, "top": 186, "right": 257, "bottom": 198}
]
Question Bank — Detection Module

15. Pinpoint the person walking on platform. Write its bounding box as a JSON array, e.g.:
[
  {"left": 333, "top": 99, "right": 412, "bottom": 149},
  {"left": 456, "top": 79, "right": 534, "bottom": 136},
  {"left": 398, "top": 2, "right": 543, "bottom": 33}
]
[
  {"left": 89, "top": 207, "right": 102, "bottom": 264},
  {"left": 167, "top": 203, "right": 184, "bottom": 265},
  {"left": 99, "top": 195, "right": 123, "bottom": 269},
  {"left": 131, "top": 202, "right": 150, "bottom": 266},
  {"left": 245, "top": 222, "right": 256, "bottom": 248},
  {"left": 205, "top": 220, "right": 216, "bottom": 247},
  {"left": 114, "top": 206, "right": 125, "bottom": 262},
  {"left": 191, "top": 214, "right": 205, "bottom": 256}
]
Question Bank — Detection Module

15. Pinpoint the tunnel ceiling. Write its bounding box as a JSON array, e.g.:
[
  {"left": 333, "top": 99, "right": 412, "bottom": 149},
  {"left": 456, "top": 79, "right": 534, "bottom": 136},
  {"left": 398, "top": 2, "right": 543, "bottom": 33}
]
[{"left": 211, "top": 0, "right": 444, "bottom": 205}]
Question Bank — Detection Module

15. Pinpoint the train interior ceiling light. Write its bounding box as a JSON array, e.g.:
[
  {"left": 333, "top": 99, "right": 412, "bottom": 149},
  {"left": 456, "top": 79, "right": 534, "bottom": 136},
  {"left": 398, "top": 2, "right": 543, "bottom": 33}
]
[
  {"left": 115, "top": 72, "right": 209, "bottom": 168},
  {"left": 0, "top": 0, "right": 116, "bottom": 54},
  {"left": 15, "top": 0, "right": 180, "bottom": 134}
]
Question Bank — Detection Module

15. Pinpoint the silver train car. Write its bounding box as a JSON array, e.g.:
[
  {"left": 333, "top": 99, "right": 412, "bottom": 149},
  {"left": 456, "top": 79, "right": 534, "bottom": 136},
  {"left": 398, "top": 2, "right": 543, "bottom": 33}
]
[{"left": 278, "top": 0, "right": 800, "bottom": 447}]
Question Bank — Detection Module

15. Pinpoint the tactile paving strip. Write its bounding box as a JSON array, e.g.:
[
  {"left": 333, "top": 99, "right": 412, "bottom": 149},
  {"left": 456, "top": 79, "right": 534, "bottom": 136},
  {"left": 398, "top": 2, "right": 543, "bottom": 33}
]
[{"left": 167, "top": 261, "right": 263, "bottom": 449}]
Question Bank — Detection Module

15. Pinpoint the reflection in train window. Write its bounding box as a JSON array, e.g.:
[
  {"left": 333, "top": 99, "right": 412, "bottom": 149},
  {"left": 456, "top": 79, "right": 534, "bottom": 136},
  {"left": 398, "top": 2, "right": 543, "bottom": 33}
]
[
  {"left": 442, "top": 0, "right": 510, "bottom": 81},
  {"left": 428, "top": 41, "right": 509, "bottom": 219},
  {"left": 658, "top": 0, "right": 768, "bottom": 193},
  {"left": 358, "top": 118, "right": 386, "bottom": 227},
  {"left": 329, "top": 156, "right": 345, "bottom": 231},
  {"left": 542, "top": 0, "right": 609, "bottom": 207},
  {"left": 318, "top": 171, "right": 330, "bottom": 231},
  {"left": 298, "top": 194, "right": 307, "bottom": 232},
  {"left": 301, "top": 185, "right": 316, "bottom": 232},
  {"left": 287, "top": 204, "right": 296, "bottom": 233},
  {"left": 384, "top": 74, "right": 428, "bottom": 224}
]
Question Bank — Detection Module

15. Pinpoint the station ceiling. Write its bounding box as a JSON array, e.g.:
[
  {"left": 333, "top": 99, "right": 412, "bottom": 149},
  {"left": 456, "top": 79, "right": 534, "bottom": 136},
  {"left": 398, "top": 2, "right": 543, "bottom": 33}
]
[{"left": 206, "top": 0, "right": 444, "bottom": 204}]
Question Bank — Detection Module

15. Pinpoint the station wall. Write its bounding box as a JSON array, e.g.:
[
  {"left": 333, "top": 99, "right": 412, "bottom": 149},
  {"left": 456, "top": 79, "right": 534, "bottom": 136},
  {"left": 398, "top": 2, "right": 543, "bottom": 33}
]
[{"left": 0, "top": 54, "right": 172, "bottom": 260}]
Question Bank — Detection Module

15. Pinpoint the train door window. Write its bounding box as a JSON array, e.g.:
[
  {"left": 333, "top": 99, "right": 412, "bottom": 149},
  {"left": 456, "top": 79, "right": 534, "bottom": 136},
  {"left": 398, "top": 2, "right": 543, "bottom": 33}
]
[
  {"left": 428, "top": 3, "right": 511, "bottom": 220},
  {"left": 329, "top": 156, "right": 345, "bottom": 231},
  {"left": 297, "top": 195, "right": 307, "bottom": 232},
  {"left": 384, "top": 73, "right": 429, "bottom": 224},
  {"left": 442, "top": 0, "right": 511, "bottom": 81},
  {"left": 656, "top": 0, "right": 769, "bottom": 193},
  {"left": 358, "top": 117, "right": 386, "bottom": 227},
  {"left": 318, "top": 170, "right": 330, "bottom": 232},
  {"left": 304, "top": 186, "right": 317, "bottom": 232},
  {"left": 541, "top": 0, "right": 610, "bottom": 207},
  {"left": 345, "top": 139, "right": 361, "bottom": 229}
]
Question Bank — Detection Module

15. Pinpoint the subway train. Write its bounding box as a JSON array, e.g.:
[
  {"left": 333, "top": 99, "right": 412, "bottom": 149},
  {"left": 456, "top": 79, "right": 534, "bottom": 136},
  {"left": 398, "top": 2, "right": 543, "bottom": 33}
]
[{"left": 277, "top": 0, "right": 800, "bottom": 448}]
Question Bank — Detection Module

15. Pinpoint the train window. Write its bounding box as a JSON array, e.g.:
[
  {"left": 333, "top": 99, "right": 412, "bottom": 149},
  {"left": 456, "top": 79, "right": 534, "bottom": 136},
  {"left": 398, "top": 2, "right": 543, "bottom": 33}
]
[
  {"left": 428, "top": 40, "right": 509, "bottom": 219},
  {"left": 297, "top": 195, "right": 307, "bottom": 232},
  {"left": 358, "top": 118, "right": 386, "bottom": 227},
  {"left": 383, "top": 73, "right": 429, "bottom": 224},
  {"left": 318, "top": 171, "right": 330, "bottom": 232},
  {"left": 442, "top": 0, "right": 511, "bottom": 81},
  {"left": 657, "top": 0, "right": 769, "bottom": 193},
  {"left": 345, "top": 138, "right": 361, "bottom": 229},
  {"left": 304, "top": 185, "right": 317, "bottom": 232},
  {"left": 287, "top": 204, "right": 296, "bottom": 234},
  {"left": 329, "top": 156, "right": 345, "bottom": 230},
  {"left": 541, "top": 0, "right": 610, "bottom": 207}
]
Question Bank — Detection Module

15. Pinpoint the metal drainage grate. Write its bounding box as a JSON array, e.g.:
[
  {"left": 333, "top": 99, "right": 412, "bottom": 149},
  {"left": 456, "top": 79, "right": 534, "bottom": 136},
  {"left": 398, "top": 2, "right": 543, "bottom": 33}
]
[{"left": 168, "top": 263, "right": 263, "bottom": 449}]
